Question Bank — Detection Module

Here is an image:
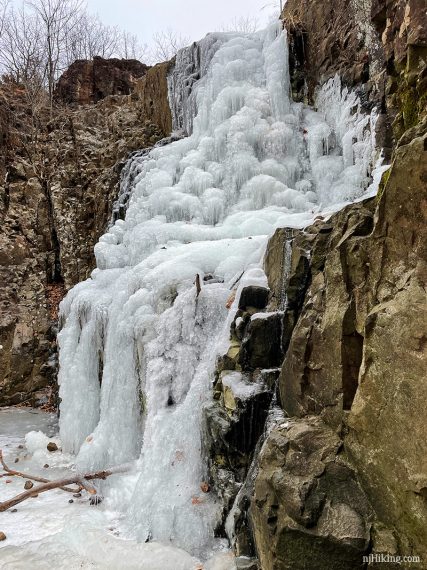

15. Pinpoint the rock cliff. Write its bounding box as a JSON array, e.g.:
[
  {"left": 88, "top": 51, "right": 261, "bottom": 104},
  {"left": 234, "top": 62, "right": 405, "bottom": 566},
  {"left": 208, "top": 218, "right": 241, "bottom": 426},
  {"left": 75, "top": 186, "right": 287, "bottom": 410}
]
[
  {"left": 0, "top": 64, "right": 171, "bottom": 405},
  {"left": 54, "top": 57, "right": 149, "bottom": 106}
]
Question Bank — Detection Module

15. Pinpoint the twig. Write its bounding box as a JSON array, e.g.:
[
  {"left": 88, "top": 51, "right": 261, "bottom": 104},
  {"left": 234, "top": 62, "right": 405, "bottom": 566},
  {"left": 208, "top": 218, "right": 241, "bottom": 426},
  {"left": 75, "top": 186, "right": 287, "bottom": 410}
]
[
  {"left": 195, "top": 274, "right": 201, "bottom": 297},
  {"left": 77, "top": 477, "right": 97, "bottom": 495},
  {"left": 0, "top": 450, "right": 80, "bottom": 493}
]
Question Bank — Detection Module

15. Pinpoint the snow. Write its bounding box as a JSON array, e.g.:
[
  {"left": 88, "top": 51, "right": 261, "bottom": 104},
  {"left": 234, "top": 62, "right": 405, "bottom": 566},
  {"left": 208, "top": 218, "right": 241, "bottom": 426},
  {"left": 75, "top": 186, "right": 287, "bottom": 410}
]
[
  {"left": 0, "top": 408, "right": 235, "bottom": 570},
  {"left": 250, "top": 311, "right": 278, "bottom": 321},
  {"left": 221, "top": 372, "right": 263, "bottom": 400},
  {"left": 10, "top": 21, "right": 386, "bottom": 565}
]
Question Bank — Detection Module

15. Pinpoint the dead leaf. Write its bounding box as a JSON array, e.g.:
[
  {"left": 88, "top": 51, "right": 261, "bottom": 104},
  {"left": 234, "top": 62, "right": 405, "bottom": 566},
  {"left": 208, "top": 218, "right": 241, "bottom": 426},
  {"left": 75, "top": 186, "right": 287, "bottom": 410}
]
[
  {"left": 225, "top": 291, "right": 236, "bottom": 309},
  {"left": 175, "top": 451, "right": 184, "bottom": 462}
]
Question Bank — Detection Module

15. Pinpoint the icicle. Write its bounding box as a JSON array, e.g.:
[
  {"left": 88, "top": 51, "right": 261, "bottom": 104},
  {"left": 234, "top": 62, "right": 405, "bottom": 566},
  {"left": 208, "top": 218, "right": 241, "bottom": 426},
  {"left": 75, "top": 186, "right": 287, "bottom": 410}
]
[{"left": 57, "top": 23, "right": 382, "bottom": 557}]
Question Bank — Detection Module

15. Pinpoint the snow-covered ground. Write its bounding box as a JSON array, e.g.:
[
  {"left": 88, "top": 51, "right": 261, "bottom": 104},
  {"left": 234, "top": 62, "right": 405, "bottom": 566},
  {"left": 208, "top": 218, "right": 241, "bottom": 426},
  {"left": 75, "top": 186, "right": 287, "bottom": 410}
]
[{"left": 0, "top": 408, "right": 235, "bottom": 569}]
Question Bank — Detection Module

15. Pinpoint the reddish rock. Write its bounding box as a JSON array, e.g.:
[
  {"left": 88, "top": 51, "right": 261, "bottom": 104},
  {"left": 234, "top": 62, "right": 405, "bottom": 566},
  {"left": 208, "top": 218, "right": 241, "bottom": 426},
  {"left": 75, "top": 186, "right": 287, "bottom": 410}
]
[{"left": 55, "top": 57, "right": 149, "bottom": 106}]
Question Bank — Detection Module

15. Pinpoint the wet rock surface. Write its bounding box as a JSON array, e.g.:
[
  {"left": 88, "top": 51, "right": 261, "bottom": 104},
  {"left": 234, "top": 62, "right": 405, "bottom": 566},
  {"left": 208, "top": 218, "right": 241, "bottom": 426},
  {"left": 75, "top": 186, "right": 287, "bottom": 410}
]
[{"left": 282, "top": 0, "right": 427, "bottom": 149}]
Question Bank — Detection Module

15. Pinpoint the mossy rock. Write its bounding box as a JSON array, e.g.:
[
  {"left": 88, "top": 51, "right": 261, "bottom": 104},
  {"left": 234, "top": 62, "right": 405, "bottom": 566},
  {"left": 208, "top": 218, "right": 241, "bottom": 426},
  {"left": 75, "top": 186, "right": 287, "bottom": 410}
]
[{"left": 376, "top": 168, "right": 391, "bottom": 203}]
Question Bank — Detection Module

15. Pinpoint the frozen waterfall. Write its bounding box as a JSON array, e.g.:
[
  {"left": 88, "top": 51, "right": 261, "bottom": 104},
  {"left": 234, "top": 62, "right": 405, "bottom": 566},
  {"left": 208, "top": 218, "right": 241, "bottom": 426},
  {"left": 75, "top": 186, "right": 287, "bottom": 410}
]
[{"left": 57, "top": 23, "right": 380, "bottom": 557}]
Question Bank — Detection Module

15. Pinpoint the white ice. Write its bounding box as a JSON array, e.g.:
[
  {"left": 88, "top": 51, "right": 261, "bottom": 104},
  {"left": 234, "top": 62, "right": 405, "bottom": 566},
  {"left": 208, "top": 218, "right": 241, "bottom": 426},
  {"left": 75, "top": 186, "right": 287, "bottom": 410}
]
[
  {"left": 51, "top": 21, "right": 382, "bottom": 563},
  {"left": 221, "top": 372, "right": 263, "bottom": 400},
  {"left": 0, "top": 408, "right": 235, "bottom": 570}
]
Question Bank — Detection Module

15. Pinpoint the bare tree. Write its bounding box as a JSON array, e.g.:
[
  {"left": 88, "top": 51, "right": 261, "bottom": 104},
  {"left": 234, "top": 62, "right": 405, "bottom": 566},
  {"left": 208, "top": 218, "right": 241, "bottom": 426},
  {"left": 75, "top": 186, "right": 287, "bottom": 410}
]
[
  {"left": 0, "top": 0, "right": 9, "bottom": 39},
  {"left": 151, "top": 28, "right": 190, "bottom": 63},
  {"left": 0, "top": 0, "right": 150, "bottom": 119},
  {"left": 27, "top": 0, "right": 84, "bottom": 110},
  {"left": 0, "top": 5, "right": 44, "bottom": 86},
  {"left": 65, "top": 16, "right": 148, "bottom": 63},
  {"left": 220, "top": 16, "right": 259, "bottom": 33},
  {"left": 64, "top": 12, "right": 120, "bottom": 62},
  {"left": 117, "top": 30, "right": 148, "bottom": 61}
]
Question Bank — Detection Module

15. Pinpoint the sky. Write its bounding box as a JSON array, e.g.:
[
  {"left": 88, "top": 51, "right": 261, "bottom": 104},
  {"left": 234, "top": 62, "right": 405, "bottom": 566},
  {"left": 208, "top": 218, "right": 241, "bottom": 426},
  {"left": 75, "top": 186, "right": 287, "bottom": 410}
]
[{"left": 86, "top": 0, "right": 280, "bottom": 49}]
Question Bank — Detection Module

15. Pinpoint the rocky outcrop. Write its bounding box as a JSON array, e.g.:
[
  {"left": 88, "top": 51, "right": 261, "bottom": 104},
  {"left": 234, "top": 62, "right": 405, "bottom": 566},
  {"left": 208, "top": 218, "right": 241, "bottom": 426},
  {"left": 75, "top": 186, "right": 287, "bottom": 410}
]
[
  {"left": 55, "top": 57, "right": 149, "bottom": 106},
  {"left": 136, "top": 62, "right": 174, "bottom": 137},
  {"left": 371, "top": 0, "right": 427, "bottom": 137},
  {"left": 247, "top": 128, "right": 427, "bottom": 568},
  {"left": 282, "top": 0, "right": 427, "bottom": 149},
  {"left": 0, "top": 67, "right": 171, "bottom": 405},
  {"left": 346, "top": 132, "right": 427, "bottom": 558},
  {"left": 231, "top": 6, "right": 427, "bottom": 568},
  {"left": 276, "top": 200, "right": 375, "bottom": 425},
  {"left": 251, "top": 417, "right": 373, "bottom": 570},
  {"left": 204, "top": 284, "right": 279, "bottom": 541}
]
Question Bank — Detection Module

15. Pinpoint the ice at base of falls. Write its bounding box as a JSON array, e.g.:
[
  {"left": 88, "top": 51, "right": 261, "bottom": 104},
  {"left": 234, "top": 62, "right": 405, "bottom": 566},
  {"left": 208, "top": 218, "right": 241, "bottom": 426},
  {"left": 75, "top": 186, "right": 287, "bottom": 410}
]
[
  {"left": 56, "top": 22, "right": 384, "bottom": 558},
  {"left": 0, "top": 408, "right": 235, "bottom": 569}
]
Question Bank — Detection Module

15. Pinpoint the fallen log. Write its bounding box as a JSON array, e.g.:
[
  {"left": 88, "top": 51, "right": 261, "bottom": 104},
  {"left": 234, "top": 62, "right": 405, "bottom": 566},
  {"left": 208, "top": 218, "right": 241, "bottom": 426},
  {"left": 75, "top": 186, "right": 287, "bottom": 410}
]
[
  {"left": 0, "top": 450, "right": 80, "bottom": 493},
  {"left": 0, "top": 450, "right": 132, "bottom": 512}
]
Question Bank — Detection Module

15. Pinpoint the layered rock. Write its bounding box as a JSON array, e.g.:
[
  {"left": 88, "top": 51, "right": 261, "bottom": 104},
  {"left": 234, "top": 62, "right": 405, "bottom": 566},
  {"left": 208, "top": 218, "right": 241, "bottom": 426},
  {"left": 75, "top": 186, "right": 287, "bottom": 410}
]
[
  {"left": 55, "top": 57, "right": 149, "bottom": 106},
  {"left": 0, "top": 65, "right": 171, "bottom": 405}
]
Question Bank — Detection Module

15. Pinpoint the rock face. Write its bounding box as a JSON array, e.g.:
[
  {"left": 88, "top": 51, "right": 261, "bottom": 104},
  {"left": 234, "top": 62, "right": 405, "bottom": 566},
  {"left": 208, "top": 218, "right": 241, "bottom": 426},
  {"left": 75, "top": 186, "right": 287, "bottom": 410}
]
[
  {"left": 283, "top": 0, "right": 427, "bottom": 148},
  {"left": 55, "top": 57, "right": 149, "bottom": 106},
  {"left": 251, "top": 417, "right": 373, "bottom": 570},
  {"left": 248, "top": 136, "right": 427, "bottom": 569},
  {"left": 347, "top": 132, "right": 427, "bottom": 557},
  {"left": 276, "top": 200, "right": 375, "bottom": 425},
  {"left": 0, "top": 65, "right": 171, "bottom": 405},
  {"left": 136, "top": 62, "right": 174, "bottom": 137}
]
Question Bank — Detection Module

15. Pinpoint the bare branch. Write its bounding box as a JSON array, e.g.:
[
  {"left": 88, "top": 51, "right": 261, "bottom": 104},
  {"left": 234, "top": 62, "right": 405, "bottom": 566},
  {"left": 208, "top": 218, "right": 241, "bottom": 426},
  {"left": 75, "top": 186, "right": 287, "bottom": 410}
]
[
  {"left": 150, "top": 29, "right": 190, "bottom": 63},
  {"left": 0, "top": 450, "right": 80, "bottom": 493},
  {"left": 0, "top": 449, "right": 131, "bottom": 512},
  {"left": 220, "top": 16, "right": 259, "bottom": 33}
]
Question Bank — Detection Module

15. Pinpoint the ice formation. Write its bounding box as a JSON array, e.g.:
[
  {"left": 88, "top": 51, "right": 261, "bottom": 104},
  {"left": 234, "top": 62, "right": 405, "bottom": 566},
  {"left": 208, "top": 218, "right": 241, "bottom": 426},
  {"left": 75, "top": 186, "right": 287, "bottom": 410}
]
[{"left": 57, "top": 22, "right": 381, "bottom": 557}]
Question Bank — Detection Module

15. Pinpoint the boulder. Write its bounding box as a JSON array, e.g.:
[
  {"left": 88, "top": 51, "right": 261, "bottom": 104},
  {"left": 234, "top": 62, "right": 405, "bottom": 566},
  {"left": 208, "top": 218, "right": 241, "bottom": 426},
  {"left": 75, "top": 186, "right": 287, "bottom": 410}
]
[
  {"left": 238, "top": 286, "right": 269, "bottom": 311},
  {"left": 251, "top": 417, "right": 373, "bottom": 570},
  {"left": 239, "top": 313, "right": 283, "bottom": 370}
]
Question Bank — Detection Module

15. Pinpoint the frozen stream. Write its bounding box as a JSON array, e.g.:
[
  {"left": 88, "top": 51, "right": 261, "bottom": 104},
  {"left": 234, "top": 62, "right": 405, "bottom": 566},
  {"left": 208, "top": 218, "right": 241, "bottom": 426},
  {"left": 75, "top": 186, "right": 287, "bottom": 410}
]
[{"left": 0, "top": 408, "right": 235, "bottom": 569}]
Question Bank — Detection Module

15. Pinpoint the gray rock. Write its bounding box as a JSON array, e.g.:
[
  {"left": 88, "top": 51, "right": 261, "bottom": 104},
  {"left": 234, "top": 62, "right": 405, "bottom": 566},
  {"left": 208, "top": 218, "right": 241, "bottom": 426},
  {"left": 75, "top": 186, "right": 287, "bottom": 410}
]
[
  {"left": 250, "top": 417, "right": 373, "bottom": 570},
  {"left": 238, "top": 286, "right": 269, "bottom": 311}
]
